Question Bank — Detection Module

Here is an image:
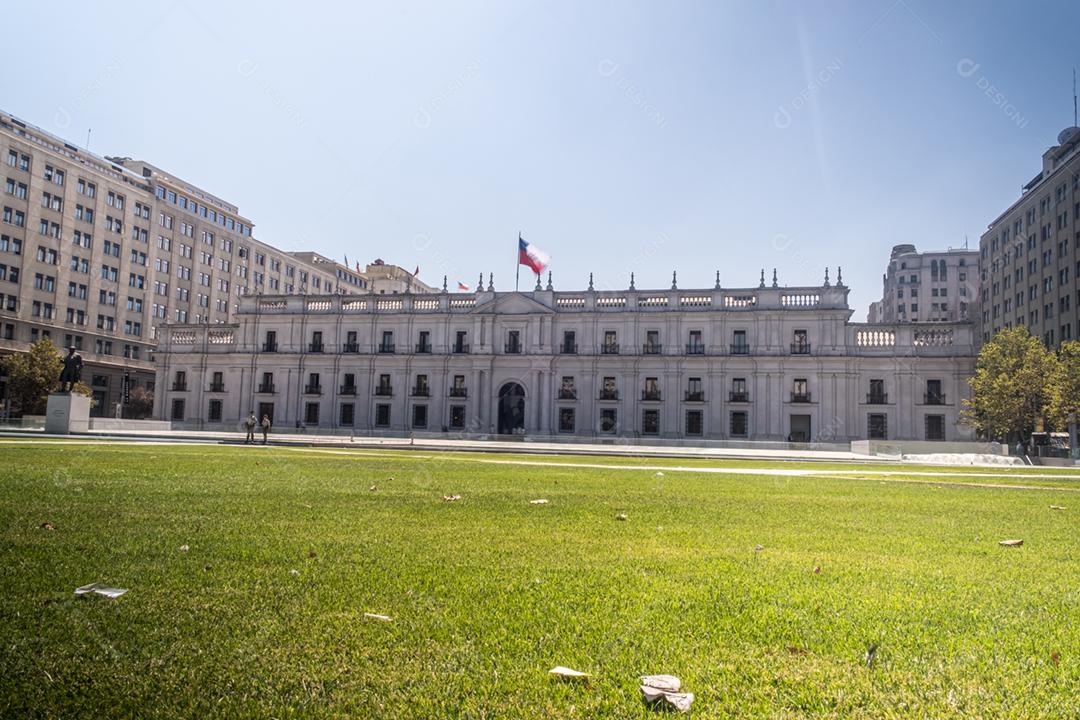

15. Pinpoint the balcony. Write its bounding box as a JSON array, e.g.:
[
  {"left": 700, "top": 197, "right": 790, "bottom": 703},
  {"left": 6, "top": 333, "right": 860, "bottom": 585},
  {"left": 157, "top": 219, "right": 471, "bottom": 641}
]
[
  {"left": 685, "top": 344, "right": 705, "bottom": 355},
  {"left": 257, "top": 383, "right": 275, "bottom": 394},
  {"left": 374, "top": 386, "right": 393, "bottom": 397},
  {"left": 641, "top": 390, "right": 662, "bottom": 401},
  {"left": 730, "top": 344, "right": 749, "bottom": 355},
  {"left": 601, "top": 344, "right": 619, "bottom": 355},
  {"left": 415, "top": 343, "right": 432, "bottom": 354},
  {"left": 924, "top": 393, "right": 947, "bottom": 405},
  {"left": 378, "top": 343, "right": 395, "bottom": 354},
  {"left": 729, "top": 391, "right": 749, "bottom": 403},
  {"left": 790, "top": 343, "right": 811, "bottom": 355},
  {"left": 304, "top": 384, "right": 323, "bottom": 395},
  {"left": 208, "top": 383, "right": 225, "bottom": 393},
  {"left": 411, "top": 386, "right": 430, "bottom": 397},
  {"left": 866, "top": 393, "right": 888, "bottom": 405},
  {"left": 262, "top": 342, "right": 277, "bottom": 352},
  {"left": 599, "top": 389, "right": 619, "bottom": 400},
  {"left": 171, "top": 382, "right": 187, "bottom": 391},
  {"left": 452, "top": 343, "right": 470, "bottom": 354},
  {"left": 342, "top": 342, "right": 359, "bottom": 353},
  {"left": 642, "top": 344, "right": 662, "bottom": 355},
  {"left": 560, "top": 343, "right": 577, "bottom": 354},
  {"left": 558, "top": 389, "right": 577, "bottom": 400},
  {"left": 339, "top": 385, "right": 357, "bottom": 396},
  {"left": 684, "top": 391, "right": 704, "bottom": 402},
  {"left": 308, "top": 342, "right": 324, "bottom": 353},
  {"left": 504, "top": 343, "right": 522, "bottom": 354},
  {"left": 790, "top": 392, "right": 812, "bottom": 403},
  {"left": 449, "top": 387, "right": 467, "bottom": 398}
]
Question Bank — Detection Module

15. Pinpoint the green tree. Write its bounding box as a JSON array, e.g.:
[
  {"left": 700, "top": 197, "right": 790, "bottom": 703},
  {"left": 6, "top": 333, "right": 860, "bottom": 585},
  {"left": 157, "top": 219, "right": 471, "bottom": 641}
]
[
  {"left": 1046, "top": 340, "right": 1080, "bottom": 431},
  {"left": 127, "top": 386, "right": 154, "bottom": 419},
  {"left": 963, "top": 326, "right": 1058, "bottom": 441},
  {"left": 1, "top": 340, "right": 92, "bottom": 416}
]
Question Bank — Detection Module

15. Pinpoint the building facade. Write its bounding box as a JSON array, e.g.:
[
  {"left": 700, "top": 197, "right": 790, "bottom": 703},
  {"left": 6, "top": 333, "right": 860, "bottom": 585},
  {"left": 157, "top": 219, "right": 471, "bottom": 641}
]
[
  {"left": 867, "top": 244, "right": 980, "bottom": 324},
  {"left": 154, "top": 274, "right": 976, "bottom": 443},
  {"left": 980, "top": 125, "right": 1080, "bottom": 346},
  {"left": 0, "top": 110, "right": 413, "bottom": 416}
]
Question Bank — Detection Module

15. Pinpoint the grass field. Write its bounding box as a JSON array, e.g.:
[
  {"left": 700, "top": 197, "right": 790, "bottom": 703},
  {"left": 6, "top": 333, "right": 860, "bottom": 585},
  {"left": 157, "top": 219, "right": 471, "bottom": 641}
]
[{"left": 1, "top": 441, "right": 1078, "bottom": 718}]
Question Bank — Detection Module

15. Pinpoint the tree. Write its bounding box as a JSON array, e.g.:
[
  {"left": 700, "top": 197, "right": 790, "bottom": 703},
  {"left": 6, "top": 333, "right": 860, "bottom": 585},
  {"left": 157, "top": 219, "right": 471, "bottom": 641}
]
[
  {"left": 963, "top": 326, "right": 1058, "bottom": 442},
  {"left": 1046, "top": 340, "right": 1080, "bottom": 431},
  {"left": 127, "top": 387, "right": 154, "bottom": 419},
  {"left": 0, "top": 340, "right": 92, "bottom": 416}
]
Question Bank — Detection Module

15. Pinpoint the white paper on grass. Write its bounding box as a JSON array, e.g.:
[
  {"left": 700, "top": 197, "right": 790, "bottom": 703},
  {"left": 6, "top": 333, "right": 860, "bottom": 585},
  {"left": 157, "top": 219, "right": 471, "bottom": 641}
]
[
  {"left": 999, "top": 539, "right": 1024, "bottom": 546},
  {"left": 640, "top": 675, "right": 681, "bottom": 692},
  {"left": 529, "top": 499, "right": 549, "bottom": 505},
  {"left": 549, "top": 666, "right": 589, "bottom": 679},
  {"left": 74, "top": 583, "right": 128, "bottom": 599},
  {"left": 363, "top": 613, "right": 392, "bottom": 622},
  {"left": 640, "top": 686, "right": 694, "bottom": 712}
]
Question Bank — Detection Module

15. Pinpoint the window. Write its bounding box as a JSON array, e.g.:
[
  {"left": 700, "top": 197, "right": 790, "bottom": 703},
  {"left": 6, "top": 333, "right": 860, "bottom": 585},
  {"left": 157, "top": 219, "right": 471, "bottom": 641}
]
[
  {"left": 304, "top": 402, "right": 320, "bottom": 425},
  {"left": 562, "top": 330, "right": 576, "bottom": 354},
  {"left": 171, "top": 399, "right": 185, "bottom": 421},
  {"left": 559, "top": 407, "right": 575, "bottom": 433},
  {"left": 340, "top": 403, "right": 355, "bottom": 426},
  {"left": 644, "top": 330, "right": 660, "bottom": 354},
  {"left": 868, "top": 414, "right": 887, "bottom": 439},
  {"left": 643, "top": 377, "right": 660, "bottom": 401},
  {"left": 730, "top": 411, "right": 748, "bottom": 437},
  {"left": 868, "top": 379, "right": 886, "bottom": 404},
  {"left": 641, "top": 409, "right": 660, "bottom": 435},
  {"left": 792, "top": 378, "right": 809, "bottom": 402},
  {"left": 506, "top": 329, "right": 521, "bottom": 354},
  {"left": 454, "top": 330, "right": 468, "bottom": 353},
  {"left": 380, "top": 330, "right": 394, "bottom": 353},
  {"left": 412, "top": 404, "right": 428, "bottom": 429},
  {"left": 600, "top": 376, "right": 618, "bottom": 400},
  {"left": 450, "top": 375, "right": 466, "bottom": 397},
  {"left": 687, "top": 330, "right": 703, "bottom": 354},
  {"left": 732, "top": 329, "right": 748, "bottom": 353},
  {"left": 925, "top": 379, "right": 944, "bottom": 405},
  {"left": 685, "top": 410, "right": 703, "bottom": 436},
  {"left": 792, "top": 329, "right": 809, "bottom": 353},
  {"left": 925, "top": 415, "right": 945, "bottom": 441},
  {"left": 686, "top": 377, "right": 703, "bottom": 401},
  {"left": 208, "top": 400, "right": 223, "bottom": 422},
  {"left": 730, "top": 377, "right": 748, "bottom": 402},
  {"left": 413, "top": 374, "right": 429, "bottom": 397},
  {"left": 450, "top": 405, "right": 466, "bottom": 429},
  {"left": 599, "top": 408, "right": 618, "bottom": 434},
  {"left": 602, "top": 330, "right": 618, "bottom": 353}
]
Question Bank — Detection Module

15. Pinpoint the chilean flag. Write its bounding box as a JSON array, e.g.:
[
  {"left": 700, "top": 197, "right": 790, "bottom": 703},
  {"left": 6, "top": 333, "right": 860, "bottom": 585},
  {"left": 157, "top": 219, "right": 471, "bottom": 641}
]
[
  {"left": 457, "top": 280, "right": 470, "bottom": 291},
  {"left": 518, "top": 236, "right": 550, "bottom": 274}
]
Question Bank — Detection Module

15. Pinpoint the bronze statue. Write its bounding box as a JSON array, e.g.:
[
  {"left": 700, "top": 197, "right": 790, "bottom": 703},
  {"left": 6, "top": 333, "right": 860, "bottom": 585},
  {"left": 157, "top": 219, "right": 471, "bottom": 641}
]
[{"left": 59, "top": 346, "right": 83, "bottom": 392}]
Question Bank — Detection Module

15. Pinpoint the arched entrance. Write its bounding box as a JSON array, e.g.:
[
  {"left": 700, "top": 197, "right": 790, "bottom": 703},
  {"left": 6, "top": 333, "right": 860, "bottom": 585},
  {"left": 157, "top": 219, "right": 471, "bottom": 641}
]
[{"left": 497, "top": 382, "right": 526, "bottom": 435}]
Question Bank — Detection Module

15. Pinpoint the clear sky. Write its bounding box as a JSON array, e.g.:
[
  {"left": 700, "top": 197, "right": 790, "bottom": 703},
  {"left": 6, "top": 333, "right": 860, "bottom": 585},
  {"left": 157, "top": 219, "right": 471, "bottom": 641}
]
[{"left": 3, "top": 0, "right": 1078, "bottom": 315}]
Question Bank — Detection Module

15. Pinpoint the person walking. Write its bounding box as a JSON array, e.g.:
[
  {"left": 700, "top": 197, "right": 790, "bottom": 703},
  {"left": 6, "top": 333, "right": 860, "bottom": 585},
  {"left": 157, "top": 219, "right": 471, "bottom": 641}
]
[
  {"left": 244, "top": 411, "right": 257, "bottom": 444},
  {"left": 261, "top": 414, "right": 271, "bottom": 445}
]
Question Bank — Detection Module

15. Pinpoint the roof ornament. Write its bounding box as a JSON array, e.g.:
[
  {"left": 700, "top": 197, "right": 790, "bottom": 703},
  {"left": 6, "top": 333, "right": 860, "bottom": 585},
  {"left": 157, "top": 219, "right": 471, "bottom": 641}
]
[
  {"left": 487, "top": 273, "right": 494, "bottom": 292},
  {"left": 671, "top": 270, "right": 678, "bottom": 290},
  {"left": 546, "top": 270, "right": 553, "bottom": 291},
  {"left": 823, "top": 267, "right": 831, "bottom": 287},
  {"left": 714, "top": 270, "right": 720, "bottom": 289},
  {"left": 772, "top": 268, "right": 778, "bottom": 287},
  {"left": 477, "top": 272, "right": 483, "bottom": 293},
  {"left": 629, "top": 272, "right": 635, "bottom": 290},
  {"left": 442, "top": 275, "right": 448, "bottom": 293},
  {"left": 588, "top": 272, "right": 594, "bottom": 291},
  {"left": 534, "top": 273, "right": 542, "bottom": 291},
  {"left": 759, "top": 269, "right": 766, "bottom": 288},
  {"left": 837, "top": 266, "right": 843, "bottom": 286}
]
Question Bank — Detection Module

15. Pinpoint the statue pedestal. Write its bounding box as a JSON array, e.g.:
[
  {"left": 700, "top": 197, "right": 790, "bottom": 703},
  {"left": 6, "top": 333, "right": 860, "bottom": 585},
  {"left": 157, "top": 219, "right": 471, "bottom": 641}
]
[{"left": 45, "top": 393, "right": 91, "bottom": 434}]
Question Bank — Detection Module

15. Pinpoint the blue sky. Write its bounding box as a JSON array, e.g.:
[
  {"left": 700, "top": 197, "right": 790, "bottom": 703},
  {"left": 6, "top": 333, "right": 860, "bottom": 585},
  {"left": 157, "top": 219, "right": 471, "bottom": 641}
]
[{"left": 3, "top": 0, "right": 1079, "bottom": 315}]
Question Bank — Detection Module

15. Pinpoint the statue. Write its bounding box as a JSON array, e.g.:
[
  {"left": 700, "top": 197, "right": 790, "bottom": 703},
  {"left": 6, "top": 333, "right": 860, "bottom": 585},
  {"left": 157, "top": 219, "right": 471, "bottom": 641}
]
[{"left": 59, "top": 346, "right": 83, "bottom": 393}]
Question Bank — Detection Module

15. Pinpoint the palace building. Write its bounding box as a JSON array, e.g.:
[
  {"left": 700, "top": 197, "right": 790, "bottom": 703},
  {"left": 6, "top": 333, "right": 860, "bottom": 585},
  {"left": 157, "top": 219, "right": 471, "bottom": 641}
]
[{"left": 153, "top": 270, "right": 976, "bottom": 443}]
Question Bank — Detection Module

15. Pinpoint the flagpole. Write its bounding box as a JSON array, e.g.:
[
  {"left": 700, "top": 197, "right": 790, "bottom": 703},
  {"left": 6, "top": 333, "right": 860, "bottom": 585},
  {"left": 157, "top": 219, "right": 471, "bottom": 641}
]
[{"left": 515, "top": 231, "right": 521, "bottom": 292}]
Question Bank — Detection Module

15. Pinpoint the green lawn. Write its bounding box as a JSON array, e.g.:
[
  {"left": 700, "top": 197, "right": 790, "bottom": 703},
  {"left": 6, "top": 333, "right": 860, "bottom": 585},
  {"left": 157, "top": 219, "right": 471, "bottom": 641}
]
[{"left": 1, "top": 443, "right": 1078, "bottom": 718}]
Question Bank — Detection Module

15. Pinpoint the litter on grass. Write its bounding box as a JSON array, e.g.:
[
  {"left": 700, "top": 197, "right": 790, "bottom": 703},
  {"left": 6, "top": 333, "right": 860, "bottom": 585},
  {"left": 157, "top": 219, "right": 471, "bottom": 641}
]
[
  {"left": 754, "top": 544, "right": 765, "bottom": 552},
  {"left": 1050, "top": 505, "right": 1065, "bottom": 510},
  {"left": 615, "top": 513, "right": 628, "bottom": 521},
  {"left": 999, "top": 539, "right": 1024, "bottom": 547},
  {"left": 179, "top": 544, "right": 189, "bottom": 552},
  {"left": 529, "top": 499, "right": 549, "bottom": 505},
  {"left": 40, "top": 522, "right": 55, "bottom": 531},
  {"left": 369, "top": 485, "right": 377, "bottom": 491},
  {"left": 655, "top": 472, "right": 664, "bottom": 477},
  {"left": 813, "top": 566, "right": 822, "bottom": 574},
  {"left": 289, "top": 569, "right": 300, "bottom": 576},
  {"left": 549, "top": 666, "right": 589, "bottom": 679},
  {"left": 74, "top": 583, "right": 127, "bottom": 599},
  {"left": 865, "top": 643, "right": 878, "bottom": 668},
  {"left": 640, "top": 675, "right": 692, "bottom": 712},
  {"left": 442, "top": 495, "right": 462, "bottom": 502},
  {"left": 363, "top": 613, "right": 392, "bottom": 622},
  {"left": 640, "top": 675, "right": 680, "bottom": 692}
]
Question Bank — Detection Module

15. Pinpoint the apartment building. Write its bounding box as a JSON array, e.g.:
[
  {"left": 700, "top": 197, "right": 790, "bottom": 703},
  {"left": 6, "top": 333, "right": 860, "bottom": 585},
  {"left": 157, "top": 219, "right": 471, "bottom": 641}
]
[
  {"left": 155, "top": 272, "right": 976, "bottom": 443},
  {"left": 0, "top": 110, "right": 362, "bottom": 415},
  {"left": 981, "top": 125, "right": 1080, "bottom": 346},
  {"left": 867, "top": 244, "right": 980, "bottom": 323}
]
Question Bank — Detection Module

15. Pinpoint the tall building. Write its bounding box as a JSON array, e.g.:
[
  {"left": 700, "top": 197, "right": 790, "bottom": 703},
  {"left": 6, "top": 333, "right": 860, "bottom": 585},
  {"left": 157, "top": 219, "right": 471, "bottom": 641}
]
[
  {"left": 154, "top": 272, "right": 976, "bottom": 443},
  {"left": 980, "top": 125, "right": 1080, "bottom": 346},
  {"left": 0, "top": 110, "right": 410, "bottom": 416},
  {"left": 362, "top": 259, "right": 437, "bottom": 295},
  {"left": 867, "top": 244, "right": 980, "bottom": 323}
]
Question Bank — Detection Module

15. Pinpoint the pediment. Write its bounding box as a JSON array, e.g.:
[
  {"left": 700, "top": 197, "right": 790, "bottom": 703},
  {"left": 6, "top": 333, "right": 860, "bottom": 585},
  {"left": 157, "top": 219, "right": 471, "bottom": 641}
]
[{"left": 470, "top": 292, "right": 555, "bottom": 315}]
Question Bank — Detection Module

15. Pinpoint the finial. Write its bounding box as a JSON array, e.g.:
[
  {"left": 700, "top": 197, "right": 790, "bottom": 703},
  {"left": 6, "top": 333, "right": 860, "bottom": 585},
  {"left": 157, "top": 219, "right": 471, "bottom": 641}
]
[
  {"left": 671, "top": 270, "right": 678, "bottom": 290},
  {"left": 442, "top": 275, "right": 448, "bottom": 292},
  {"left": 759, "top": 269, "right": 766, "bottom": 288},
  {"left": 715, "top": 270, "right": 720, "bottom": 289},
  {"left": 629, "top": 272, "right": 635, "bottom": 290},
  {"left": 823, "top": 267, "right": 830, "bottom": 287},
  {"left": 487, "top": 273, "right": 494, "bottom": 292},
  {"left": 771, "top": 268, "right": 778, "bottom": 287},
  {"left": 837, "top": 266, "right": 843, "bottom": 286},
  {"left": 534, "top": 273, "right": 542, "bottom": 291},
  {"left": 588, "top": 272, "right": 594, "bottom": 291},
  {"left": 546, "top": 270, "right": 553, "bottom": 291},
  {"left": 478, "top": 272, "right": 483, "bottom": 292}
]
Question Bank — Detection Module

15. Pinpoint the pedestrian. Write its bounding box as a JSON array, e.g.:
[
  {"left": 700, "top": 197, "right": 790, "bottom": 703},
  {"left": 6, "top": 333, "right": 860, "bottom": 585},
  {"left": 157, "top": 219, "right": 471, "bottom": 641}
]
[
  {"left": 261, "top": 414, "right": 271, "bottom": 445},
  {"left": 244, "top": 411, "right": 257, "bottom": 444}
]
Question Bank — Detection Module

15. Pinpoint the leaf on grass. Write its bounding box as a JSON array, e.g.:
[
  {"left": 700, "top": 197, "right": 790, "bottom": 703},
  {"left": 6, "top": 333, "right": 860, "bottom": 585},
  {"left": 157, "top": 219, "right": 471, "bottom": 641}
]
[
  {"left": 640, "top": 675, "right": 681, "bottom": 692},
  {"left": 754, "top": 544, "right": 765, "bottom": 552},
  {"left": 308, "top": 550, "right": 317, "bottom": 558},
  {"left": 1051, "top": 651, "right": 1061, "bottom": 665},
  {"left": 813, "top": 566, "right": 821, "bottom": 574},
  {"left": 369, "top": 485, "right": 377, "bottom": 491},
  {"left": 615, "top": 513, "right": 628, "bottom": 521},
  {"left": 289, "top": 569, "right": 300, "bottom": 576},
  {"left": 40, "top": 522, "right": 55, "bottom": 531},
  {"left": 549, "top": 666, "right": 589, "bottom": 679},
  {"left": 74, "top": 583, "right": 127, "bottom": 599},
  {"left": 529, "top": 499, "right": 549, "bottom": 505},
  {"left": 1050, "top": 505, "right": 1065, "bottom": 510},
  {"left": 442, "top": 495, "right": 462, "bottom": 502},
  {"left": 998, "top": 539, "right": 1024, "bottom": 547},
  {"left": 364, "top": 612, "right": 392, "bottom": 622},
  {"left": 786, "top": 646, "right": 808, "bottom": 656},
  {"left": 179, "top": 544, "right": 189, "bottom": 552}
]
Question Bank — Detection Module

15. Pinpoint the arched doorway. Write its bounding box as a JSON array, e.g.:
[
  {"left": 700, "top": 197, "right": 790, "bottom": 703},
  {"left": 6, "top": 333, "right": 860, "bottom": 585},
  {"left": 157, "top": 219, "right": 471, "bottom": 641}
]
[{"left": 498, "top": 382, "right": 526, "bottom": 435}]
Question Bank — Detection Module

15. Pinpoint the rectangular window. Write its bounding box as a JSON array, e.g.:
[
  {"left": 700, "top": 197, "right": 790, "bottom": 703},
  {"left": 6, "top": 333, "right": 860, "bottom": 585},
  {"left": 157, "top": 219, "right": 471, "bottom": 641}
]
[
  {"left": 450, "top": 405, "right": 466, "bottom": 429},
  {"left": 599, "top": 408, "right": 618, "bottom": 434},
  {"left": 685, "top": 410, "right": 703, "bottom": 436},
  {"left": 868, "top": 413, "right": 887, "bottom": 439},
  {"left": 412, "top": 404, "right": 428, "bottom": 429},
  {"left": 375, "top": 404, "right": 391, "bottom": 427},
  {"left": 170, "top": 399, "right": 185, "bottom": 421},
  {"left": 730, "top": 411, "right": 748, "bottom": 437},
  {"left": 925, "top": 414, "right": 945, "bottom": 441},
  {"left": 304, "top": 402, "right": 320, "bottom": 425},
  {"left": 208, "top": 400, "right": 223, "bottom": 422},
  {"left": 340, "top": 403, "right": 355, "bottom": 426},
  {"left": 559, "top": 407, "right": 575, "bottom": 433}
]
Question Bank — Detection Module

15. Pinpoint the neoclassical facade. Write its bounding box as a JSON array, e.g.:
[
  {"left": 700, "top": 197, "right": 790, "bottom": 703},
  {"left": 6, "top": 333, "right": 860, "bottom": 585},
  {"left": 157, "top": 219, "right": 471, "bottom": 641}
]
[{"left": 153, "top": 273, "right": 977, "bottom": 443}]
